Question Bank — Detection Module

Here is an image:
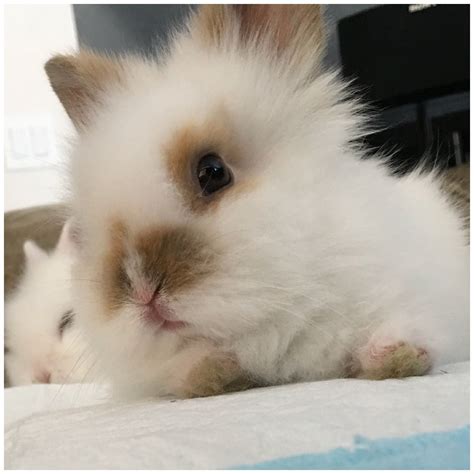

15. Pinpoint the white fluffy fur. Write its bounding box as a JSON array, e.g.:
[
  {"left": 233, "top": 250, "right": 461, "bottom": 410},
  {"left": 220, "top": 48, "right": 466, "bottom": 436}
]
[
  {"left": 5, "top": 222, "right": 94, "bottom": 386},
  {"left": 64, "top": 7, "right": 468, "bottom": 399}
]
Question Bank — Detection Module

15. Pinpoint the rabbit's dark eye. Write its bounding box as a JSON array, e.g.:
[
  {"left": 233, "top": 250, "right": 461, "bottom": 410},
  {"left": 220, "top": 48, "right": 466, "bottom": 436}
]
[
  {"left": 197, "top": 154, "right": 232, "bottom": 196},
  {"left": 58, "top": 309, "right": 74, "bottom": 337}
]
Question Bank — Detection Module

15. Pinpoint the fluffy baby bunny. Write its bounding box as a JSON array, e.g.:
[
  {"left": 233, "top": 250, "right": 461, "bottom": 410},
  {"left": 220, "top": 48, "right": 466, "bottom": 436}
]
[
  {"left": 44, "top": 5, "right": 468, "bottom": 399},
  {"left": 5, "top": 221, "right": 94, "bottom": 386}
]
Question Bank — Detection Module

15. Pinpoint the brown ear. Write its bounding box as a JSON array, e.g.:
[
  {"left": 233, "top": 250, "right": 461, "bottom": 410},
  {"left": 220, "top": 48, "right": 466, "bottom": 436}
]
[
  {"left": 45, "top": 50, "right": 124, "bottom": 129},
  {"left": 191, "top": 5, "right": 326, "bottom": 64}
]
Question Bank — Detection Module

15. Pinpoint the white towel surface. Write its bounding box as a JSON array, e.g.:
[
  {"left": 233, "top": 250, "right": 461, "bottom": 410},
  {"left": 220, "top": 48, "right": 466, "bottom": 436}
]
[{"left": 4, "top": 362, "right": 469, "bottom": 469}]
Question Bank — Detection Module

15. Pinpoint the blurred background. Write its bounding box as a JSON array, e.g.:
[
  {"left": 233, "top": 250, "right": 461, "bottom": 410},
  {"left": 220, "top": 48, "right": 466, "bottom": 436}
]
[{"left": 4, "top": 4, "right": 469, "bottom": 212}]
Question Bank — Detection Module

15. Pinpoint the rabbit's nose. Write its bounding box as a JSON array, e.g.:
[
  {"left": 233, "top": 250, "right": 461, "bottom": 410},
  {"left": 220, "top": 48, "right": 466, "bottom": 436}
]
[{"left": 34, "top": 371, "right": 51, "bottom": 384}]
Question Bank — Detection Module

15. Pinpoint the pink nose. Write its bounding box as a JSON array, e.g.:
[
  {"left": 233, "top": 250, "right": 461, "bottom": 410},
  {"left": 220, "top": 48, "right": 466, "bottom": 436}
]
[
  {"left": 35, "top": 371, "right": 51, "bottom": 384},
  {"left": 133, "top": 286, "right": 156, "bottom": 305}
]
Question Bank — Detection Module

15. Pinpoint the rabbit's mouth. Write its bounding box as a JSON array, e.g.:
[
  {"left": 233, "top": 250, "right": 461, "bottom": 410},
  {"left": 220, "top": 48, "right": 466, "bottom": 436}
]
[{"left": 140, "top": 298, "right": 187, "bottom": 331}]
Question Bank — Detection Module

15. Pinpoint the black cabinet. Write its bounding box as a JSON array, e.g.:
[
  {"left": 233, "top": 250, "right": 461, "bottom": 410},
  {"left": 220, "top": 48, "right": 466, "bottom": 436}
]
[{"left": 338, "top": 4, "right": 469, "bottom": 173}]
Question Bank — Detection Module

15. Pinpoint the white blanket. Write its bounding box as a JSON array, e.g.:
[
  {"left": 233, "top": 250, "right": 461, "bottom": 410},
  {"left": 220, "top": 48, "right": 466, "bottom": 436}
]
[{"left": 4, "top": 362, "right": 469, "bottom": 469}]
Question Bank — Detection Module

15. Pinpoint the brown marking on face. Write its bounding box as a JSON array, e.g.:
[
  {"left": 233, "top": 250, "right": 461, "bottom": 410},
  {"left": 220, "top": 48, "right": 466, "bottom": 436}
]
[
  {"left": 45, "top": 50, "right": 126, "bottom": 129},
  {"left": 164, "top": 108, "right": 255, "bottom": 213},
  {"left": 191, "top": 5, "right": 326, "bottom": 63},
  {"left": 101, "top": 220, "right": 130, "bottom": 315},
  {"left": 100, "top": 220, "right": 216, "bottom": 316},
  {"left": 134, "top": 226, "right": 215, "bottom": 295}
]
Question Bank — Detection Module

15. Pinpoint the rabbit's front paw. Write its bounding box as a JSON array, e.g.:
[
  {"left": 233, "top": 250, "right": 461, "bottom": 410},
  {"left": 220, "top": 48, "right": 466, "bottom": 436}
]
[
  {"left": 178, "top": 351, "right": 254, "bottom": 398},
  {"left": 355, "top": 341, "right": 431, "bottom": 380}
]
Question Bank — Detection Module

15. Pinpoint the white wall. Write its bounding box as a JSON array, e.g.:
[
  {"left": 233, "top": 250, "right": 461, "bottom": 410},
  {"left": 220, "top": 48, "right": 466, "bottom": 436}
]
[{"left": 4, "top": 5, "right": 77, "bottom": 212}]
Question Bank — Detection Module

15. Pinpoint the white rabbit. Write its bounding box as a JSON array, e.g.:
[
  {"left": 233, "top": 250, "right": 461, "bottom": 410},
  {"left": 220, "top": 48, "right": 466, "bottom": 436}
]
[
  {"left": 5, "top": 221, "right": 94, "bottom": 386},
  {"left": 44, "top": 5, "right": 469, "bottom": 399}
]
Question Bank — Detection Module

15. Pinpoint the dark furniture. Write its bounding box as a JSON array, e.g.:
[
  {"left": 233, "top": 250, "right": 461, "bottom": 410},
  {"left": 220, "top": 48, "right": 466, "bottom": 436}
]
[{"left": 338, "top": 4, "right": 470, "bottom": 173}]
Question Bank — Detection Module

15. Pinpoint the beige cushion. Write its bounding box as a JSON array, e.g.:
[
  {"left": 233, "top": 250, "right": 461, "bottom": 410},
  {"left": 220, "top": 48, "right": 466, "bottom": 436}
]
[{"left": 4, "top": 204, "right": 68, "bottom": 298}]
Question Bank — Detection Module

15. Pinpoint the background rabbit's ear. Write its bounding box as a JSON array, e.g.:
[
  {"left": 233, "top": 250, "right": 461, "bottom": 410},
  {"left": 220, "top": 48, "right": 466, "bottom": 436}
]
[
  {"left": 44, "top": 50, "right": 125, "bottom": 130},
  {"left": 23, "top": 240, "right": 47, "bottom": 264},
  {"left": 190, "top": 5, "right": 326, "bottom": 67},
  {"left": 55, "top": 219, "right": 78, "bottom": 256}
]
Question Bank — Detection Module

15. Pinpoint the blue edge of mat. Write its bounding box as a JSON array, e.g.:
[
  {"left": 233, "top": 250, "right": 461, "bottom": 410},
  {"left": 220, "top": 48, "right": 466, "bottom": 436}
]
[{"left": 234, "top": 425, "right": 469, "bottom": 470}]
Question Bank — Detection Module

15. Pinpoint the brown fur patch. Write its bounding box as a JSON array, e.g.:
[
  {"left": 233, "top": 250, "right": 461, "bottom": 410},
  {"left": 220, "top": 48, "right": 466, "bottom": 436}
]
[
  {"left": 356, "top": 342, "right": 432, "bottom": 380},
  {"left": 164, "top": 110, "right": 254, "bottom": 213},
  {"left": 178, "top": 351, "right": 255, "bottom": 398},
  {"left": 191, "top": 5, "right": 326, "bottom": 63},
  {"left": 134, "top": 225, "right": 216, "bottom": 295},
  {"left": 100, "top": 220, "right": 216, "bottom": 314},
  {"left": 101, "top": 220, "right": 129, "bottom": 315},
  {"left": 45, "top": 50, "right": 126, "bottom": 129},
  {"left": 439, "top": 163, "right": 470, "bottom": 239}
]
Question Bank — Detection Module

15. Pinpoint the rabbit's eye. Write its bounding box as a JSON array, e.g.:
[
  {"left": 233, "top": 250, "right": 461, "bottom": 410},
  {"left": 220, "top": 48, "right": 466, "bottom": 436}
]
[
  {"left": 197, "top": 154, "right": 232, "bottom": 196},
  {"left": 58, "top": 309, "right": 74, "bottom": 337}
]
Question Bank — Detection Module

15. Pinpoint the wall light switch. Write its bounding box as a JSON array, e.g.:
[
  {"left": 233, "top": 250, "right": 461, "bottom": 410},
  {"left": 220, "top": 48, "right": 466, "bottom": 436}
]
[
  {"left": 29, "top": 125, "right": 51, "bottom": 157},
  {"left": 5, "top": 115, "right": 58, "bottom": 170},
  {"left": 8, "top": 126, "right": 31, "bottom": 159}
]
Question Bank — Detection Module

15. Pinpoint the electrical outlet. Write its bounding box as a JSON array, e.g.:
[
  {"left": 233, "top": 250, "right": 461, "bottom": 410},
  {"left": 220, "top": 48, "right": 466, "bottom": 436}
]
[{"left": 5, "top": 115, "right": 58, "bottom": 170}]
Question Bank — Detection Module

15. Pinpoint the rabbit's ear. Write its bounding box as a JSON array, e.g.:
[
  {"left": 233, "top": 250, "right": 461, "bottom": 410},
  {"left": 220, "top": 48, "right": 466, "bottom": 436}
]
[
  {"left": 23, "top": 240, "right": 47, "bottom": 264},
  {"left": 45, "top": 50, "right": 124, "bottom": 130},
  {"left": 191, "top": 5, "right": 326, "bottom": 65},
  {"left": 55, "top": 219, "right": 79, "bottom": 256}
]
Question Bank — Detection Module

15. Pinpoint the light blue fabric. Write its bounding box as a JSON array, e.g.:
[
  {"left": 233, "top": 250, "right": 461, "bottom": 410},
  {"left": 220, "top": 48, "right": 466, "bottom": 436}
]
[{"left": 235, "top": 425, "right": 469, "bottom": 470}]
